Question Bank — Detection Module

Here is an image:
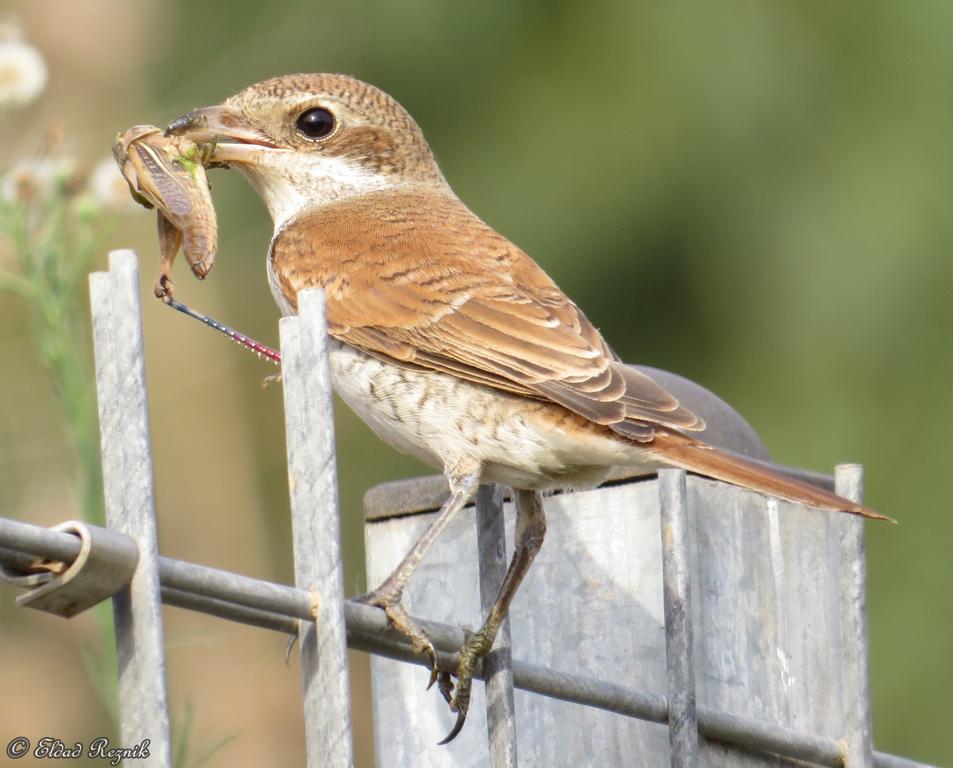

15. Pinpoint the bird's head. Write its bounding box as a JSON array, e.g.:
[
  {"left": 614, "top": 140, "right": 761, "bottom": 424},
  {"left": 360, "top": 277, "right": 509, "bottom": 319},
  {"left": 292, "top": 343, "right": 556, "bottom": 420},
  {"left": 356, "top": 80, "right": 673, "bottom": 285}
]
[{"left": 166, "top": 73, "right": 448, "bottom": 229}]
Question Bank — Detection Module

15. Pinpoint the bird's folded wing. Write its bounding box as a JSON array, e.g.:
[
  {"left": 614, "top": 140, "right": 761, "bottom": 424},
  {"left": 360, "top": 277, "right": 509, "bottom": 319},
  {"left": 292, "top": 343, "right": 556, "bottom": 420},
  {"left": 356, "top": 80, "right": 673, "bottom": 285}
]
[{"left": 270, "top": 190, "right": 703, "bottom": 440}]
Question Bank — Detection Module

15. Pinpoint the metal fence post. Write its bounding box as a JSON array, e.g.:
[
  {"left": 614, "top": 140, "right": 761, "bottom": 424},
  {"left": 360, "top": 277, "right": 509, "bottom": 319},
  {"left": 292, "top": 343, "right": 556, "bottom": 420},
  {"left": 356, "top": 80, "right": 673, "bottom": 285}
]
[
  {"left": 89, "top": 249, "right": 171, "bottom": 766},
  {"left": 279, "top": 288, "right": 354, "bottom": 767},
  {"left": 475, "top": 484, "right": 519, "bottom": 768},
  {"left": 659, "top": 469, "right": 699, "bottom": 768},
  {"left": 835, "top": 464, "right": 874, "bottom": 768}
]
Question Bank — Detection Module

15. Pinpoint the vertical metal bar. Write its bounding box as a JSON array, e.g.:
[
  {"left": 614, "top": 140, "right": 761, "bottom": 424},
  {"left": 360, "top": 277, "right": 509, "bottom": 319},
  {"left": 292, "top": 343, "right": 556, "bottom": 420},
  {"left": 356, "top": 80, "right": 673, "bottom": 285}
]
[
  {"left": 835, "top": 464, "right": 874, "bottom": 768},
  {"left": 89, "top": 249, "right": 171, "bottom": 766},
  {"left": 658, "top": 469, "right": 698, "bottom": 768},
  {"left": 476, "top": 483, "right": 519, "bottom": 768},
  {"left": 279, "top": 289, "right": 354, "bottom": 768}
]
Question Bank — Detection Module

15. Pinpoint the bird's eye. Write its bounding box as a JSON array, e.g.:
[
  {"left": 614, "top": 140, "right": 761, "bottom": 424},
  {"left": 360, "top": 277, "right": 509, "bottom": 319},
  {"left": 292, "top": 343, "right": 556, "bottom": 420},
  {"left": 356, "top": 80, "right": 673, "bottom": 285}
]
[{"left": 295, "top": 107, "right": 335, "bottom": 139}]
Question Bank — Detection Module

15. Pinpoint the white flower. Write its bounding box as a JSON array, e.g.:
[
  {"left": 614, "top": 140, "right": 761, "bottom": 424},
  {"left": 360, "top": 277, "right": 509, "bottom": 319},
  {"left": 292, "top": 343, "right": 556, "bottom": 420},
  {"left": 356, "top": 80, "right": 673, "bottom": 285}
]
[
  {"left": 1, "top": 156, "right": 75, "bottom": 203},
  {"left": 88, "top": 157, "right": 137, "bottom": 211},
  {"left": 0, "top": 28, "right": 46, "bottom": 108}
]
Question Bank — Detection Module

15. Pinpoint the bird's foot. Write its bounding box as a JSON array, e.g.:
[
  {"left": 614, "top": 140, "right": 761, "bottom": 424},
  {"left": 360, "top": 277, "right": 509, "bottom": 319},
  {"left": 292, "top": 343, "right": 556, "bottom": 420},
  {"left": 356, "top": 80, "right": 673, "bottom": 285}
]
[
  {"left": 437, "top": 626, "right": 494, "bottom": 745},
  {"left": 354, "top": 586, "right": 439, "bottom": 688}
]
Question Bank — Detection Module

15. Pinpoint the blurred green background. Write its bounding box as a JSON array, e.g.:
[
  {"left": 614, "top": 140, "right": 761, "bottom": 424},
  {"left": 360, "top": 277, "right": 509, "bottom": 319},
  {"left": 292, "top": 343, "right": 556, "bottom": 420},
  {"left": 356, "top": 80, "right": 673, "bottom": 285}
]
[{"left": 1, "top": 1, "right": 951, "bottom": 765}]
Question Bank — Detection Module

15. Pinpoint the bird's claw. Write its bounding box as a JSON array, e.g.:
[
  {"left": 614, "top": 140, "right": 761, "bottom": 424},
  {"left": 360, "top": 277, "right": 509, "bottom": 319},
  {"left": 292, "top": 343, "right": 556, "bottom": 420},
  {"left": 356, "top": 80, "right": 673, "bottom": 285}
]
[
  {"left": 437, "top": 673, "right": 473, "bottom": 744},
  {"left": 436, "top": 627, "right": 489, "bottom": 744},
  {"left": 381, "top": 601, "right": 438, "bottom": 683},
  {"left": 354, "top": 587, "right": 439, "bottom": 686},
  {"left": 283, "top": 632, "right": 297, "bottom": 667},
  {"left": 436, "top": 670, "right": 454, "bottom": 704},
  {"left": 154, "top": 272, "right": 174, "bottom": 299},
  {"left": 437, "top": 711, "right": 467, "bottom": 746},
  {"left": 354, "top": 588, "right": 494, "bottom": 744},
  {"left": 425, "top": 660, "right": 440, "bottom": 691}
]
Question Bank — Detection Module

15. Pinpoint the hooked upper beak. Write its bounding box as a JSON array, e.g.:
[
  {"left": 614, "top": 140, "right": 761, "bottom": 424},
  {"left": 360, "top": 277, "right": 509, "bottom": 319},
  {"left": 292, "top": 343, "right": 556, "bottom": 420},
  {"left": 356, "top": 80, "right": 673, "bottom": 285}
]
[{"left": 165, "top": 105, "right": 284, "bottom": 165}]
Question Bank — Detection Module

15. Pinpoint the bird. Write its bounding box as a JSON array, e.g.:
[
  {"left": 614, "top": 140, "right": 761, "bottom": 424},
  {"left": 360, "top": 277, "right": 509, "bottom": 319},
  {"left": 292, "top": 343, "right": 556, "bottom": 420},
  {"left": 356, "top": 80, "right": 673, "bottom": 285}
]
[{"left": 165, "top": 73, "right": 889, "bottom": 742}]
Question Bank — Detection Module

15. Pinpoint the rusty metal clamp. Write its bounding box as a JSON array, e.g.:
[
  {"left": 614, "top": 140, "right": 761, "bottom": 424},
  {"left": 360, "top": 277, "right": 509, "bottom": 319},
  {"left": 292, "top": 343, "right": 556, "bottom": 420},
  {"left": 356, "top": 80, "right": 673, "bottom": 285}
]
[{"left": 0, "top": 521, "right": 139, "bottom": 618}]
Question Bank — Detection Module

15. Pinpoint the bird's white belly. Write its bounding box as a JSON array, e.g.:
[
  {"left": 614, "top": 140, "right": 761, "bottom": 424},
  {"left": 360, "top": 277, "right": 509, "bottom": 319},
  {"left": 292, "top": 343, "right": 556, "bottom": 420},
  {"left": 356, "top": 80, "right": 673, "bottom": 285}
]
[
  {"left": 326, "top": 339, "right": 654, "bottom": 489},
  {"left": 265, "top": 257, "right": 656, "bottom": 488}
]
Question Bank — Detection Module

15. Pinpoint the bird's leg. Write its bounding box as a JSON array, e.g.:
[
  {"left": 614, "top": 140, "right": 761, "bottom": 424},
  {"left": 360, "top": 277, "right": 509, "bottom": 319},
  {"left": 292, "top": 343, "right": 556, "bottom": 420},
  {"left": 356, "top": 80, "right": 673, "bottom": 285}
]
[
  {"left": 439, "top": 489, "right": 547, "bottom": 744},
  {"left": 356, "top": 465, "right": 481, "bottom": 686}
]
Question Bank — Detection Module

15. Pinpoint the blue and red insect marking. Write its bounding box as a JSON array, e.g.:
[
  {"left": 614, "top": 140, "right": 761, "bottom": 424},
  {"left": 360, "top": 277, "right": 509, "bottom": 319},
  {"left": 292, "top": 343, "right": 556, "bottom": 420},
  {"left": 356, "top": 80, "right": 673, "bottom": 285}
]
[{"left": 163, "top": 296, "right": 281, "bottom": 365}]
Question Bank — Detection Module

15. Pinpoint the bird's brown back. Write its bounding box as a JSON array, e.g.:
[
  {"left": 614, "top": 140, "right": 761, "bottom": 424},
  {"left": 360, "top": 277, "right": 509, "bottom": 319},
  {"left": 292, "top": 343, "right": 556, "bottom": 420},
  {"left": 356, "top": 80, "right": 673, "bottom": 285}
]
[{"left": 270, "top": 187, "right": 703, "bottom": 440}]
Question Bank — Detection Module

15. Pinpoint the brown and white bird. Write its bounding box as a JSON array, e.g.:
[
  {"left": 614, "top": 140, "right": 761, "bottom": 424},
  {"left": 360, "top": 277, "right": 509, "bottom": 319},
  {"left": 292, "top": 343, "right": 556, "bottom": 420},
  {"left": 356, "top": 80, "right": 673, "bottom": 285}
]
[{"left": 166, "top": 73, "right": 887, "bottom": 741}]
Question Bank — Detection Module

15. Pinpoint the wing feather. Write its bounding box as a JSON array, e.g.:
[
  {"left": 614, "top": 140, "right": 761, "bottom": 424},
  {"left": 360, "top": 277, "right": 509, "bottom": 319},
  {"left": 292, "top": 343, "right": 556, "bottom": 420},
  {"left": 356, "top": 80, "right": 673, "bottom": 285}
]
[{"left": 270, "top": 189, "right": 704, "bottom": 437}]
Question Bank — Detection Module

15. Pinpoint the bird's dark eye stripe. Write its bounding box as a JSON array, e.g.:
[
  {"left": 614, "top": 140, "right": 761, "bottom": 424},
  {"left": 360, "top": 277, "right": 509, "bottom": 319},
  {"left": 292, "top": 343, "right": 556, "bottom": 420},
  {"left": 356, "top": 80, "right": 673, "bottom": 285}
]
[{"left": 296, "top": 107, "right": 335, "bottom": 139}]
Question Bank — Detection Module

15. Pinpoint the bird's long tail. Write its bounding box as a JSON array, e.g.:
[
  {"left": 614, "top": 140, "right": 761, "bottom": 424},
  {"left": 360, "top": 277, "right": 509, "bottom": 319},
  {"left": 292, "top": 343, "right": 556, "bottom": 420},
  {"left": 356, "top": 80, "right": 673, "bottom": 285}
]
[{"left": 650, "top": 430, "right": 894, "bottom": 522}]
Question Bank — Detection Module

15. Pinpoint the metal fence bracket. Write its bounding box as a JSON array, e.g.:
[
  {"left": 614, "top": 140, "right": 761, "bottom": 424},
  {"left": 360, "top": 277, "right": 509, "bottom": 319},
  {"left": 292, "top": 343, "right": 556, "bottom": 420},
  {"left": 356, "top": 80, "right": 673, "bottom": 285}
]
[{"left": 0, "top": 520, "right": 139, "bottom": 618}]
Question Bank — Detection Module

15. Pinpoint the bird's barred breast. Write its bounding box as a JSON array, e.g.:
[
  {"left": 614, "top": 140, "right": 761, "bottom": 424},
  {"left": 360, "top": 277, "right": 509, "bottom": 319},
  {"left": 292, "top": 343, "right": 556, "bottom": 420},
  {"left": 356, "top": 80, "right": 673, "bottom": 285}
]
[{"left": 327, "top": 339, "right": 660, "bottom": 490}]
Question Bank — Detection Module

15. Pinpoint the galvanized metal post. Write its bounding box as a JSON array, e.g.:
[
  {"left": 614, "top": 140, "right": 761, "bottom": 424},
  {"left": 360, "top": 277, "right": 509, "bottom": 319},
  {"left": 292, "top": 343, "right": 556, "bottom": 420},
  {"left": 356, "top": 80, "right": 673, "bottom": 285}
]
[
  {"left": 279, "top": 288, "right": 354, "bottom": 768},
  {"left": 658, "top": 469, "right": 699, "bottom": 768},
  {"left": 89, "top": 249, "right": 171, "bottom": 766},
  {"left": 835, "top": 464, "right": 874, "bottom": 768},
  {"left": 475, "top": 483, "right": 519, "bottom": 768}
]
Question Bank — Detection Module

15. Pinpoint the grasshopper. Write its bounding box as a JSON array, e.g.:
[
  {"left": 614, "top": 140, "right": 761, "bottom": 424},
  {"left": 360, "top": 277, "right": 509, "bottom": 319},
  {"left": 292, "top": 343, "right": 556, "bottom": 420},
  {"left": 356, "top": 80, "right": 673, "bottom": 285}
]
[{"left": 113, "top": 125, "right": 217, "bottom": 298}]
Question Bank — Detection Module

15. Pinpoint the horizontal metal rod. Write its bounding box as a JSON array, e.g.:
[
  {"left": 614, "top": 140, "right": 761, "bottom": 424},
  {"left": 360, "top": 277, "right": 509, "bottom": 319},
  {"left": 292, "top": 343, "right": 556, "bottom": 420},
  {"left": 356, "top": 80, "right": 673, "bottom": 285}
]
[
  {"left": 0, "top": 515, "right": 939, "bottom": 768},
  {"left": 698, "top": 708, "right": 841, "bottom": 765},
  {"left": 873, "top": 754, "right": 943, "bottom": 768},
  {"left": 158, "top": 553, "right": 313, "bottom": 622},
  {"left": 160, "top": 587, "right": 297, "bottom": 634},
  {"left": 0, "top": 544, "right": 42, "bottom": 572},
  {"left": 0, "top": 517, "right": 83, "bottom": 563}
]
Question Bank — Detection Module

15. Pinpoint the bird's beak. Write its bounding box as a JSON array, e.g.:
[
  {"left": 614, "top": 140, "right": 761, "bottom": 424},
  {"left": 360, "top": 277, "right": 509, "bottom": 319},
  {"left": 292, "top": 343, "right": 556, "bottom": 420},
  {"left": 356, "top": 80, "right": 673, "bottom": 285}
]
[{"left": 164, "top": 105, "right": 285, "bottom": 165}]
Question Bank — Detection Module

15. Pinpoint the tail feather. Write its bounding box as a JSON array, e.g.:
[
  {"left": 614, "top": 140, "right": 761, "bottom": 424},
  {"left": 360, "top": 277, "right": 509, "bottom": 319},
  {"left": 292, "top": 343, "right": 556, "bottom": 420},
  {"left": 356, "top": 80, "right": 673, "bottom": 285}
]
[{"left": 651, "top": 431, "right": 894, "bottom": 522}]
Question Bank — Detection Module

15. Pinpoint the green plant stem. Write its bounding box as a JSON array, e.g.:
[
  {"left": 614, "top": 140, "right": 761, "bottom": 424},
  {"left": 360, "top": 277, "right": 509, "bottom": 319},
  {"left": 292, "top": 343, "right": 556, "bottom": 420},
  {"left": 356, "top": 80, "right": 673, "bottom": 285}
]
[{"left": 1, "top": 193, "right": 115, "bottom": 722}]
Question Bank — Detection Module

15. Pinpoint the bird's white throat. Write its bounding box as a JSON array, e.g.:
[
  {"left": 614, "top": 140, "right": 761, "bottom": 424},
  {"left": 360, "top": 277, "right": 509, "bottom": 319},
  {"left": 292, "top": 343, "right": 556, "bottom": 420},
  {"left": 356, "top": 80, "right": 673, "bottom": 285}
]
[{"left": 237, "top": 152, "right": 398, "bottom": 233}]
